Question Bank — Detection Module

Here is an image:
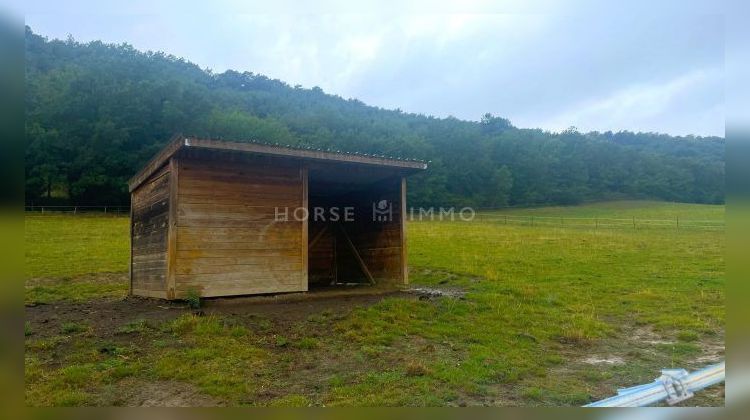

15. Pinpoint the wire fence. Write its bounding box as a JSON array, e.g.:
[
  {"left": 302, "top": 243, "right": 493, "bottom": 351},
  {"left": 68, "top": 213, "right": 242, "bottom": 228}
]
[
  {"left": 25, "top": 205, "right": 130, "bottom": 215},
  {"left": 24, "top": 205, "right": 725, "bottom": 231},
  {"left": 472, "top": 213, "right": 724, "bottom": 230}
]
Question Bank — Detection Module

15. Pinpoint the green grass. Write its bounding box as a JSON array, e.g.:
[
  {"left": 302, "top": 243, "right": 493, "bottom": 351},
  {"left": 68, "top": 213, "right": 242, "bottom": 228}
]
[
  {"left": 25, "top": 214, "right": 130, "bottom": 304},
  {"left": 487, "top": 200, "right": 724, "bottom": 220},
  {"left": 25, "top": 214, "right": 129, "bottom": 279},
  {"left": 24, "top": 200, "right": 725, "bottom": 406}
]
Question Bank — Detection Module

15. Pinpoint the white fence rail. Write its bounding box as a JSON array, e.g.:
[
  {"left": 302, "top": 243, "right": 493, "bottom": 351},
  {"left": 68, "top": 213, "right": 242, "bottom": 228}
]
[{"left": 584, "top": 362, "right": 725, "bottom": 407}]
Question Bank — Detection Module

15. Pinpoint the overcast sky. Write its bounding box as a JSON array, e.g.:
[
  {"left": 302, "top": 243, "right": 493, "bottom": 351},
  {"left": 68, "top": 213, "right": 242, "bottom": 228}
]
[{"left": 16, "top": 1, "right": 726, "bottom": 136}]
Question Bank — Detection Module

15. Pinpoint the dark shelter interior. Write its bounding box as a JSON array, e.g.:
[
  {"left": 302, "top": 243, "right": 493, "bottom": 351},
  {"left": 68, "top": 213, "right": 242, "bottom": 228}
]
[{"left": 306, "top": 162, "right": 406, "bottom": 288}]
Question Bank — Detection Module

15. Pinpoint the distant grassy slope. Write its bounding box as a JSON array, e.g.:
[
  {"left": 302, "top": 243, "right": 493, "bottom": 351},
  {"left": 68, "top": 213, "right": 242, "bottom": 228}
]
[{"left": 485, "top": 200, "right": 724, "bottom": 220}]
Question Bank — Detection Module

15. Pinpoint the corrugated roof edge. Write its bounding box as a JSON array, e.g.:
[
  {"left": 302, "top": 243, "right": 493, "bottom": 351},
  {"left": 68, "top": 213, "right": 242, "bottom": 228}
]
[{"left": 127, "top": 135, "right": 428, "bottom": 192}]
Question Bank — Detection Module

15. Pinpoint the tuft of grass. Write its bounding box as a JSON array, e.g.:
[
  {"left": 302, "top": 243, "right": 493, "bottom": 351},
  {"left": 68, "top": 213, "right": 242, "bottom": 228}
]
[
  {"left": 677, "top": 331, "right": 700, "bottom": 342},
  {"left": 522, "top": 386, "right": 544, "bottom": 401},
  {"left": 404, "top": 361, "right": 431, "bottom": 377},
  {"left": 294, "top": 337, "right": 320, "bottom": 350},
  {"left": 116, "top": 319, "right": 152, "bottom": 334},
  {"left": 268, "top": 394, "right": 312, "bottom": 407},
  {"left": 61, "top": 322, "right": 88, "bottom": 334},
  {"left": 25, "top": 321, "right": 33, "bottom": 337},
  {"left": 275, "top": 336, "right": 289, "bottom": 347},
  {"left": 185, "top": 288, "right": 202, "bottom": 310}
]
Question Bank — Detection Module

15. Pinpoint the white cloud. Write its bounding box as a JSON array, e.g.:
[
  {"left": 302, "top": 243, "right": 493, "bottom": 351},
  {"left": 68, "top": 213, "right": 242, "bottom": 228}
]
[{"left": 539, "top": 68, "right": 724, "bottom": 135}]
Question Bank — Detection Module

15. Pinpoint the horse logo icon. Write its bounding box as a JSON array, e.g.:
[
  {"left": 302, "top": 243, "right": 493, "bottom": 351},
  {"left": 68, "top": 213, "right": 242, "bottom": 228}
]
[{"left": 372, "top": 199, "right": 393, "bottom": 222}]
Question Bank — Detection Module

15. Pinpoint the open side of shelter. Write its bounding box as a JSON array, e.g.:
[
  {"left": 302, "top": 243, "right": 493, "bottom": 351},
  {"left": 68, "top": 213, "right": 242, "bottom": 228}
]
[{"left": 127, "top": 137, "right": 426, "bottom": 299}]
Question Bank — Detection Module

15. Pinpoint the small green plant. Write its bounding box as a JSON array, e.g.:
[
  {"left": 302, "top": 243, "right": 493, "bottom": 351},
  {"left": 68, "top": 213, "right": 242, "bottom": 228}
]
[
  {"left": 522, "top": 386, "right": 544, "bottom": 401},
  {"left": 116, "top": 319, "right": 151, "bottom": 334},
  {"left": 61, "top": 322, "right": 87, "bottom": 334},
  {"left": 294, "top": 337, "right": 320, "bottom": 349},
  {"left": 677, "top": 330, "right": 699, "bottom": 342},
  {"left": 24, "top": 321, "right": 33, "bottom": 337},
  {"left": 275, "top": 335, "right": 289, "bottom": 347},
  {"left": 185, "top": 288, "right": 201, "bottom": 309}
]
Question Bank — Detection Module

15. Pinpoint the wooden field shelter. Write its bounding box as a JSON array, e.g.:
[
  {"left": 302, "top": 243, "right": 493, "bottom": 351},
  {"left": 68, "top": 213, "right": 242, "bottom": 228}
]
[{"left": 127, "top": 137, "right": 427, "bottom": 299}]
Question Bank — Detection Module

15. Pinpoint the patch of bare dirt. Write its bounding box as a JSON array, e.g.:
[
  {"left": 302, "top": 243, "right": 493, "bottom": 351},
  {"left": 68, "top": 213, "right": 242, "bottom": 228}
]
[
  {"left": 582, "top": 355, "right": 625, "bottom": 365},
  {"left": 114, "top": 379, "right": 224, "bottom": 407},
  {"left": 631, "top": 325, "right": 673, "bottom": 346},
  {"left": 405, "top": 286, "right": 466, "bottom": 300},
  {"left": 693, "top": 343, "right": 724, "bottom": 365},
  {"left": 24, "top": 288, "right": 410, "bottom": 339}
]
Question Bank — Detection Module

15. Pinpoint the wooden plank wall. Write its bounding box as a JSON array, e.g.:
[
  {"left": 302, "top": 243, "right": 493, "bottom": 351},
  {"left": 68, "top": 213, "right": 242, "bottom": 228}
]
[
  {"left": 130, "top": 164, "right": 170, "bottom": 297},
  {"left": 348, "top": 178, "right": 405, "bottom": 285},
  {"left": 173, "top": 150, "right": 307, "bottom": 297}
]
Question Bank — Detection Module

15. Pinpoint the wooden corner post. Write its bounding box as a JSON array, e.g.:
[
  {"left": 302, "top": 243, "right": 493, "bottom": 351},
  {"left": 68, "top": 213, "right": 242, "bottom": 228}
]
[
  {"left": 400, "top": 176, "right": 408, "bottom": 285},
  {"left": 128, "top": 199, "right": 134, "bottom": 295},
  {"left": 166, "top": 157, "right": 179, "bottom": 299},
  {"left": 301, "top": 163, "right": 309, "bottom": 291}
]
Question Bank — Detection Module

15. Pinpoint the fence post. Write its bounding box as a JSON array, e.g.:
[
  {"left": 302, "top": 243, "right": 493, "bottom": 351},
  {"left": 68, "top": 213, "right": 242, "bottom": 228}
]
[
  {"left": 74, "top": 206, "right": 77, "bottom": 215},
  {"left": 104, "top": 206, "right": 107, "bottom": 214}
]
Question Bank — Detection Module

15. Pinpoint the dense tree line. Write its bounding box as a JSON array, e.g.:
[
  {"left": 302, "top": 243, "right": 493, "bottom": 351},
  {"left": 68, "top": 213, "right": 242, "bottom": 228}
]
[{"left": 25, "top": 27, "right": 725, "bottom": 207}]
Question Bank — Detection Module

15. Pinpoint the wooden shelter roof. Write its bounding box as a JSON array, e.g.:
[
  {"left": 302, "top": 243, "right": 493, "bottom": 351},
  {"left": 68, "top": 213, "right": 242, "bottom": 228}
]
[{"left": 128, "top": 136, "right": 428, "bottom": 192}]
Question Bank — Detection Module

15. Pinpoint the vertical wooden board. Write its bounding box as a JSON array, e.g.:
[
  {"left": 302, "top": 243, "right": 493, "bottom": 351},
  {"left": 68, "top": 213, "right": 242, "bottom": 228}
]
[
  {"left": 166, "top": 157, "right": 178, "bottom": 299},
  {"left": 301, "top": 163, "right": 309, "bottom": 291},
  {"left": 129, "top": 199, "right": 134, "bottom": 295},
  {"left": 130, "top": 164, "right": 170, "bottom": 295},
  {"left": 400, "top": 176, "right": 408, "bottom": 285}
]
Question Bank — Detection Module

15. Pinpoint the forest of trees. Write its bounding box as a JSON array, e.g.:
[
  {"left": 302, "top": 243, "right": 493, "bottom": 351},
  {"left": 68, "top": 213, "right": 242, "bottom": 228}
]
[{"left": 25, "top": 27, "right": 725, "bottom": 208}]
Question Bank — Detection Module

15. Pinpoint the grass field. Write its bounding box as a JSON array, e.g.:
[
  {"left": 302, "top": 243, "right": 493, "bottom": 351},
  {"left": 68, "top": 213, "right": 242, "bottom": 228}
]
[{"left": 24, "top": 200, "right": 725, "bottom": 406}]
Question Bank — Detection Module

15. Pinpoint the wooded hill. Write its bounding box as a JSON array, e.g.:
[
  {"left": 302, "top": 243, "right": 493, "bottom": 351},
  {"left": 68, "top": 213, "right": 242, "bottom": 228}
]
[{"left": 25, "top": 27, "right": 725, "bottom": 207}]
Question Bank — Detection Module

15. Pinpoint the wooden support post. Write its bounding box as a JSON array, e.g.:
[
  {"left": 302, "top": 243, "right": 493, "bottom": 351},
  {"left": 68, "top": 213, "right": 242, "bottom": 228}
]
[
  {"left": 330, "top": 235, "right": 338, "bottom": 286},
  {"left": 301, "top": 164, "right": 309, "bottom": 291},
  {"left": 129, "top": 200, "right": 133, "bottom": 296},
  {"left": 308, "top": 224, "right": 329, "bottom": 250},
  {"left": 400, "top": 176, "right": 408, "bottom": 285},
  {"left": 337, "top": 223, "right": 376, "bottom": 285},
  {"left": 166, "top": 157, "right": 178, "bottom": 299}
]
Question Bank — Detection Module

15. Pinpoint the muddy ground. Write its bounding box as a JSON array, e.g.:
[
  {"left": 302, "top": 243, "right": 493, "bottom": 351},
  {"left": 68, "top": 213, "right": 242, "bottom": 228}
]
[
  {"left": 26, "top": 288, "right": 412, "bottom": 340},
  {"left": 25, "top": 287, "right": 724, "bottom": 407}
]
